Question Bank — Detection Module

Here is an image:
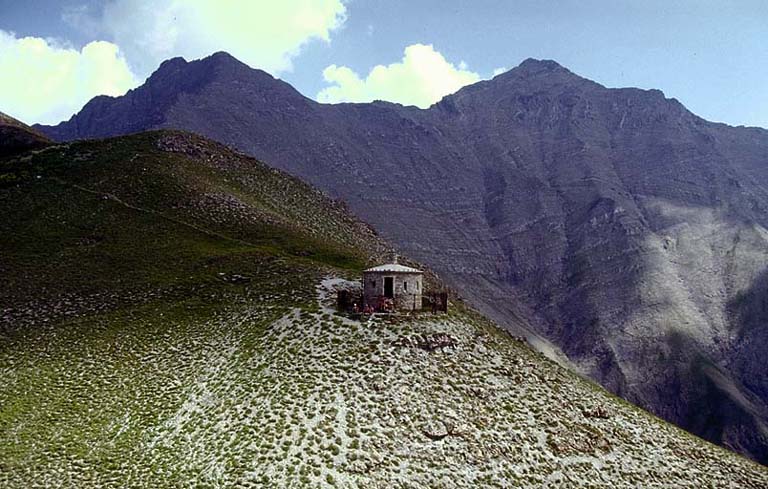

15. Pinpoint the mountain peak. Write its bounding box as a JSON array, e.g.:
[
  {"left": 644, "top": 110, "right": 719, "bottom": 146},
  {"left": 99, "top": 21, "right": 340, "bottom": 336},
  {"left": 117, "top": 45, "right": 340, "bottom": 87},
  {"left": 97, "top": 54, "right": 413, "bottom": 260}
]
[
  {"left": 36, "top": 52, "right": 310, "bottom": 141},
  {"left": 151, "top": 52, "right": 257, "bottom": 83},
  {"left": 200, "top": 51, "right": 259, "bottom": 73},
  {"left": 156, "top": 56, "right": 188, "bottom": 72},
  {"left": 518, "top": 58, "right": 565, "bottom": 71},
  {"left": 206, "top": 51, "right": 240, "bottom": 64},
  {"left": 507, "top": 58, "right": 580, "bottom": 81},
  {"left": 194, "top": 51, "right": 278, "bottom": 85},
  {"left": 442, "top": 57, "right": 591, "bottom": 106},
  {"left": 140, "top": 51, "right": 281, "bottom": 94}
]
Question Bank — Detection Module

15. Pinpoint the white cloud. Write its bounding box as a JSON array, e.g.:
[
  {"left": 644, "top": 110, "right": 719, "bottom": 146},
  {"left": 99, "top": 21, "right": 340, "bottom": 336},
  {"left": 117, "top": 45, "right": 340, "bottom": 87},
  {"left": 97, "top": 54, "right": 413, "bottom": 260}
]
[
  {"left": 316, "top": 44, "right": 481, "bottom": 108},
  {"left": 493, "top": 66, "right": 508, "bottom": 76},
  {"left": 0, "top": 1, "right": 346, "bottom": 125},
  {"left": 91, "top": 0, "right": 347, "bottom": 75},
  {"left": 0, "top": 31, "right": 138, "bottom": 125}
]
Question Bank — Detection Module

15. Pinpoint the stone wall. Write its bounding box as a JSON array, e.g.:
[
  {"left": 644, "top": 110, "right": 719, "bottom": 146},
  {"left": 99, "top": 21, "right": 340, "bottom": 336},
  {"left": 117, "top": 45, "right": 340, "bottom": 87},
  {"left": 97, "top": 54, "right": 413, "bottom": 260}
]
[{"left": 363, "top": 272, "right": 423, "bottom": 311}]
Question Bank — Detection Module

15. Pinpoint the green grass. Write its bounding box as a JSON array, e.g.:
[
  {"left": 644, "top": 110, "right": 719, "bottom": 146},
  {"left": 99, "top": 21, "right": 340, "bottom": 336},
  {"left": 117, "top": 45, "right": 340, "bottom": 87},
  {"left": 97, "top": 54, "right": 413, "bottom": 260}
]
[{"left": 0, "top": 131, "right": 385, "bottom": 333}]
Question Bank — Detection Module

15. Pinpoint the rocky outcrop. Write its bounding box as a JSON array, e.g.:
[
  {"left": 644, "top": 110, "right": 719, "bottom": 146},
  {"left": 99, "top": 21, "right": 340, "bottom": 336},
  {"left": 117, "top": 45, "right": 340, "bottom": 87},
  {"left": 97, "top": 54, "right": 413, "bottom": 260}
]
[{"left": 37, "top": 53, "right": 768, "bottom": 463}]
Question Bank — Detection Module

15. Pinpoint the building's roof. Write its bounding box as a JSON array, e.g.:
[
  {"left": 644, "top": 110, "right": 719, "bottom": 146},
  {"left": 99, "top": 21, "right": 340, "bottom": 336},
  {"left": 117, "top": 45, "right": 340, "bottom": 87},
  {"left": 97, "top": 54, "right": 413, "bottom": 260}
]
[{"left": 364, "top": 263, "right": 423, "bottom": 274}]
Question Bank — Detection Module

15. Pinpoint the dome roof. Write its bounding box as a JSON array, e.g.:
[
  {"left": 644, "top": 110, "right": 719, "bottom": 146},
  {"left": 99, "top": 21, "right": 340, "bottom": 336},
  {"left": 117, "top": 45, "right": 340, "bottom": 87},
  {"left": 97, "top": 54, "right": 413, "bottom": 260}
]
[{"left": 364, "top": 263, "right": 423, "bottom": 274}]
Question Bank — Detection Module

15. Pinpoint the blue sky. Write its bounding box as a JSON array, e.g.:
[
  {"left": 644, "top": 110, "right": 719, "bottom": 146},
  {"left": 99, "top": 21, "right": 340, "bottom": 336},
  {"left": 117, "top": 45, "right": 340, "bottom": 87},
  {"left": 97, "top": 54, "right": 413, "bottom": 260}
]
[{"left": 0, "top": 0, "right": 766, "bottom": 128}]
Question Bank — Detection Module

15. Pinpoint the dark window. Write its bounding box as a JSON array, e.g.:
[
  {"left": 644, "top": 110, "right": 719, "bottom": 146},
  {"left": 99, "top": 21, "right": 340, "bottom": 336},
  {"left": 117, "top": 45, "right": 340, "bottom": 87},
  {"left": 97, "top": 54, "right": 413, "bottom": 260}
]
[{"left": 404, "top": 281, "right": 408, "bottom": 292}]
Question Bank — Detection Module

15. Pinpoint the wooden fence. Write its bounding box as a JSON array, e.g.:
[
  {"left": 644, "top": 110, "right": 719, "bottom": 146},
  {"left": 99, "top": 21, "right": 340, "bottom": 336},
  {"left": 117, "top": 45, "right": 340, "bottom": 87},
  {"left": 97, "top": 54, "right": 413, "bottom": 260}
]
[
  {"left": 337, "top": 290, "right": 448, "bottom": 314},
  {"left": 423, "top": 292, "right": 448, "bottom": 313}
]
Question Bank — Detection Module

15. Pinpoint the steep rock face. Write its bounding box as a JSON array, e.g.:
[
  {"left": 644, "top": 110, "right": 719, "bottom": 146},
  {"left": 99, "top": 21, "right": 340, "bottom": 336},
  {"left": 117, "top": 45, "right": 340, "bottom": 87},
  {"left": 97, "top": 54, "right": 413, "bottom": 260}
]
[{"left": 38, "top": 53, "right": 768, "bottom": 463}]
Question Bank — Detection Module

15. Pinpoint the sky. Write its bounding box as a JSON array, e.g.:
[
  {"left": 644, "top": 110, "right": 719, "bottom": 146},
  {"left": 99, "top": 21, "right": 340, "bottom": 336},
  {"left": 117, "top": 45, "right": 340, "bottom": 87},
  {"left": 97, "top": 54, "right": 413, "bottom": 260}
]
[{"left": 0, "top": 0, "right": 766, "bottom": 128}]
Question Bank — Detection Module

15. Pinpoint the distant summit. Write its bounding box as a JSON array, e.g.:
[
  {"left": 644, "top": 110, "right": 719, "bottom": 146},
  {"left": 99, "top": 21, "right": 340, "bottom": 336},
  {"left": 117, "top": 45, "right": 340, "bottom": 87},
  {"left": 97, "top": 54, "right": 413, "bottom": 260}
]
[
  {"left": 37, "top": 52, "right": 306, "bottom": 142},
  {"left": 516, "top": 58, "right": 569, "bottom": 73}
]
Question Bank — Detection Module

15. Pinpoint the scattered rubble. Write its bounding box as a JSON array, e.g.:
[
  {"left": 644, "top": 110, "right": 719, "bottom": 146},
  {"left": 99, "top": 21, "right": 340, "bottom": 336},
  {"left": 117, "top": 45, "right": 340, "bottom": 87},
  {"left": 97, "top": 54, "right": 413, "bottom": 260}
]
[
  {"left": 2, "top": 276, "right": 766, "bottom": 488},
  {"left": 391, "top": 333, "right": 458, "bottom": 352}
]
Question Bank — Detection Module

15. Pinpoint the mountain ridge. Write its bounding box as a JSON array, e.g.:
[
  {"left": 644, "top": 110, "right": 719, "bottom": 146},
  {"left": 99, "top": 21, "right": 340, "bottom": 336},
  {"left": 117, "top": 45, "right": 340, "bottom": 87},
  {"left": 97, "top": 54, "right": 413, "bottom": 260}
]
[{"left": 35, "top": 52, "right": 768, "bottom": 464}]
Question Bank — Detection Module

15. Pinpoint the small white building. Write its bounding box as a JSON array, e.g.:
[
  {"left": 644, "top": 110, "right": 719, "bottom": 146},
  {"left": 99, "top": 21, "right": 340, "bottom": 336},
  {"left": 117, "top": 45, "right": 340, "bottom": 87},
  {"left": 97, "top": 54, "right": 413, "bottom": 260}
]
[{"left": 363, "top": 260, "right": 423, "bottom": 311}]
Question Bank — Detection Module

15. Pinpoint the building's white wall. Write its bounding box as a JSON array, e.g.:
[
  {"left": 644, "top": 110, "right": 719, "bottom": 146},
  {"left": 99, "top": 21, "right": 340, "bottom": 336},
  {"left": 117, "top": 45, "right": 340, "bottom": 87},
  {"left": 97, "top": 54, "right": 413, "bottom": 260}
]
[{"left": 363, "top": 272, "right": 423, "bottom": 310}]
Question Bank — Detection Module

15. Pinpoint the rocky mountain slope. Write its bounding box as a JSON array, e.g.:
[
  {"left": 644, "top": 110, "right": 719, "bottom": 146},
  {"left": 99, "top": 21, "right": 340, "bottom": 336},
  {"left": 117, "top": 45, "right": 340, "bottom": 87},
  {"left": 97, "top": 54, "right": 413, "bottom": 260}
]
[
  {"left": 37, "top": 53, "right": 768, "bottom": 464},
  {"left": 2, "top": 131, "right": 767, "bottom": 487},
  {"left": 0, "top": 111, "right": 50, "bottom": 158}
]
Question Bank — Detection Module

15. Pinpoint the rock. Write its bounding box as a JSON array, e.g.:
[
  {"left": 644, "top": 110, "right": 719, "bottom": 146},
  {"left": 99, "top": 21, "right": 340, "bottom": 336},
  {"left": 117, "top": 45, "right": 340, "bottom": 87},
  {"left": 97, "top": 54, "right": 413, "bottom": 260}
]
[
  {"left": 391, "top": 333, "right": 458, "bottom": 352},
  {"left": 582, "top": 405, "right": 611, "bottom": 419},
  {"left": 421, "top": 420, "right": 449, "bottom": 441}
]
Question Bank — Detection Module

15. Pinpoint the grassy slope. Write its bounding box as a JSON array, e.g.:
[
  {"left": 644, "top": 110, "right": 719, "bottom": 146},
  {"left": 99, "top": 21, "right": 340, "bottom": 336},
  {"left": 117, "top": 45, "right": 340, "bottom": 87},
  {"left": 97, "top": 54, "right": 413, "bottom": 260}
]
[
  {"left": 0, "top": 131, "right": 385, "bottom": 329},
  {"left": 0, "top": 112, "right": 51, "bottom": 158},
  {"left": 1, "top": 131, "right": 767, "bottom": 488}
]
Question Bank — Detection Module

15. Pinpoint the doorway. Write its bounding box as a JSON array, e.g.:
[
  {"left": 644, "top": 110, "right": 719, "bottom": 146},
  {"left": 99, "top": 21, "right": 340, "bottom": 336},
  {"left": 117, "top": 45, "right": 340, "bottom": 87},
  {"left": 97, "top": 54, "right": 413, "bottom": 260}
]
[{"left": 384, "top": 276, "right": 394, "bottom": 298}]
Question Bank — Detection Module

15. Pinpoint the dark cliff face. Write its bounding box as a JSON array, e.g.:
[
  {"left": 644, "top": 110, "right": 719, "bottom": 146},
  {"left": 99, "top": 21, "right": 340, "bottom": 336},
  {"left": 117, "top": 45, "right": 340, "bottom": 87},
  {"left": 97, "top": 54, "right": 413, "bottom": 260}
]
[{"left": 37, "top": 53, "right": 768, "bottom": 463}]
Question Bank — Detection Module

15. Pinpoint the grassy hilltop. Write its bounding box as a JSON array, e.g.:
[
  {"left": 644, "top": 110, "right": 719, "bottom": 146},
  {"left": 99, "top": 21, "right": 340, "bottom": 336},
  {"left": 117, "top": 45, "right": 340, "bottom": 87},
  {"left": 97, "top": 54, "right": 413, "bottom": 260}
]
[
  {"left": 1, "top": 131, "right": 766, "bottom": 488},
  {"left": 0, "top": 111, "right": 51, "bottom": 158}
]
